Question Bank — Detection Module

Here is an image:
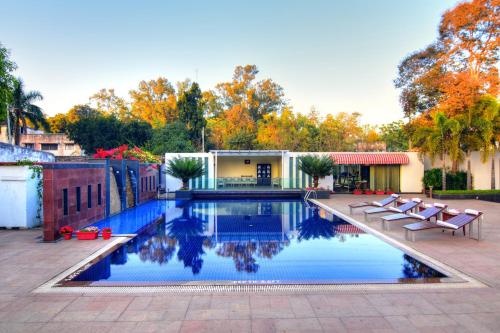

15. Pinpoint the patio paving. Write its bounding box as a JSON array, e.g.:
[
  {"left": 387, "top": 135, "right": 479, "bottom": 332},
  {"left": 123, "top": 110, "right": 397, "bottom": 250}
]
[{"left": 0, "top": 195, "right": 499, "bottom": 332}]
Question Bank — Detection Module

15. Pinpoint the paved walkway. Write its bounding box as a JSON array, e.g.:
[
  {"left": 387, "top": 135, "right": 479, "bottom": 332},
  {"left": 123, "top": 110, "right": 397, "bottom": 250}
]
[{"left": 0, "top": 195, "right": 499, "bottom": 332}]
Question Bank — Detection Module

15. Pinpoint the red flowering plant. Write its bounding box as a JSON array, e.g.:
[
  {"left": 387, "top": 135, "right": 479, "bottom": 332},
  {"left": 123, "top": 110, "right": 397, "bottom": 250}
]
[
  {"left": 102, "top": 227, "right": 112, "bottom": 233},
  {"left": 93, "top": 145, "right": 160, "bottom": 165},
  {"left": 59, "top": 226, "right": 73, "bottom": 234}
]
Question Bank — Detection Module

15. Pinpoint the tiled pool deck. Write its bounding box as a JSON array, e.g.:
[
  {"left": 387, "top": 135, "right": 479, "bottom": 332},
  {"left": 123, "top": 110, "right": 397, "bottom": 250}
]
[{"left": 1, "top": 195, "right": 500, "bottom": 332}]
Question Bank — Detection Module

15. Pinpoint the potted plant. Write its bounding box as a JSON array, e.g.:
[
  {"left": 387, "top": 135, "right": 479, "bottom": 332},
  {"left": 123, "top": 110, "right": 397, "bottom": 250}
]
[
  {"left": 76, "top": 226, "right": 99, "bottom": 240},
  {"left": 352, "top": 189, "right": 363, "bottom": 195},
  {"left": 164, "top": 157, "right": 205, "bottom": 200},
  {"left": 375, "top": 189, "right": 385, "bottom": 195},
  {"left": 59, "top": 226, "right": 73, "bottom": 240},
  {"left": 102, "top": 227, "right": 112, "bottom": 240},
  {"left": 386, "top": 188, "right": 395, "bottom": 195},
  {"left": 298, "top": 155, "right": 335, "bottom": 199},
  {"left": 364, "top": 189, "right": 374, "bottom": 195}
]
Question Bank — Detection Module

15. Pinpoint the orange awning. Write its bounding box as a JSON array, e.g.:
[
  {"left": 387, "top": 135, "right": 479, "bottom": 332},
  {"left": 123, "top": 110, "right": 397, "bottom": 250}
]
[{"left": 329, "top": 153, "right": 409, "bottom": 165}]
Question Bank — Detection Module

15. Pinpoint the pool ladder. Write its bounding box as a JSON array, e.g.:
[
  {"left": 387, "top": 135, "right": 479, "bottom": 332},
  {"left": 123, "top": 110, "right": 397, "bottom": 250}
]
[{"left": 304, "top": 189, "right": 317, "bottom": 202}]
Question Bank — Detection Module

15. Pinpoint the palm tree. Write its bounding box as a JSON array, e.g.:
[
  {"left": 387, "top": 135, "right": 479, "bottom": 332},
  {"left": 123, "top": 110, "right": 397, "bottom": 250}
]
[
  {"left": 412, "top": 112, "right": 459, "bottom": 191},
  {"left": 9, "top": 78, "right": 47, "bottom": 145},
  {"left": 458, "top": 96, "right": 499, "bottom": 190},
  {"left": 164, "top": 157, "right": 204, "bottom": 190},
  {"left": 297, "top": 155, "right": 335, "bottom": 188}
]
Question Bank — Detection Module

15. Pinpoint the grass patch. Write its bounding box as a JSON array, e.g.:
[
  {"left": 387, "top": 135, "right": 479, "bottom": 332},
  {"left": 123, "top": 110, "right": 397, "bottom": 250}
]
[{"left": 434, "top": 190, "right": 500, "bottom": 195}]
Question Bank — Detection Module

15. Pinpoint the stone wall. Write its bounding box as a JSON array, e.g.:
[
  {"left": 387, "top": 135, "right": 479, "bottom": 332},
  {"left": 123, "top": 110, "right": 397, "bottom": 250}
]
[
  {"left": 0, "top": 142, "right": 55, "bottom": 162},
  {"left": 43, "top": 163, "right": 106, "bottom": 241}
]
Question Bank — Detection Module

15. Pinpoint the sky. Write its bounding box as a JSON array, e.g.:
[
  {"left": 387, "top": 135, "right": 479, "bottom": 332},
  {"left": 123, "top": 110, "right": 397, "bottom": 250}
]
[{"left": 0, "top": 0, "right": 460, "bottom": 125}]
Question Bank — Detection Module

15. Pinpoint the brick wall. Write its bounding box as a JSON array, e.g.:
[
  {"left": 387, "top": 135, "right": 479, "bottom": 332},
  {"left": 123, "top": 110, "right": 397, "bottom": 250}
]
[
  {"left": 43, "top": 163, "right": 106, "bottom": 241},
  {"left": 139, "top": 164, "right": 159, "bottom": 203}
]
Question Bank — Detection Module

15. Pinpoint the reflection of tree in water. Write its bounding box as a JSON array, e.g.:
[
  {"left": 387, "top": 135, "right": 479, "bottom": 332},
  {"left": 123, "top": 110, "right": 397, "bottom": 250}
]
[
  {"left": 298, "top": 208, "right": 337, "bottom": 241},
  {"left": 138, "top": 236, "right": 177, "bottom": 265},
  {"left": 216, "top": 240, "right": 288, "bottom": 273},
  {"left": 402, "top": 254, "right": 444, "bottom": 278},
  {"left": 165, "top": 205, "right": 208, "bottom": 275}
]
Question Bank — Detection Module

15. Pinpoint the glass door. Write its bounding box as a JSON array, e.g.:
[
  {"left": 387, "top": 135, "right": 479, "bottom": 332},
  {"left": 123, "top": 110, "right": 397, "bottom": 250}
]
[{"left": 257, "top": 164, "right": 272, "bottom": 186}]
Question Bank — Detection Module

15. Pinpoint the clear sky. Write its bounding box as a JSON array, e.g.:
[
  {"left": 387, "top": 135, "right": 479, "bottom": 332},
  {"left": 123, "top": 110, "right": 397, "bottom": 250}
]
[{"left": 0, "top": 0, "right": 460, "bottom": 125}]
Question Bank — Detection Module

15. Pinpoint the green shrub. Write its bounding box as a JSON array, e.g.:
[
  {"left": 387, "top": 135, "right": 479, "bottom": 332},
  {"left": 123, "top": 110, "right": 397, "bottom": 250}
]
[
  {"left": 434, "top": 189, "right": 500, "bottom": 195},
  {"left": 422, "top": 168, "right": 468, "bottom": 190}
]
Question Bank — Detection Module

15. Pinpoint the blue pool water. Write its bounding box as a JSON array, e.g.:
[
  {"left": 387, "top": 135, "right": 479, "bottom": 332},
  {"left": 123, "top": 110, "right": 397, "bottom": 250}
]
[{"left": 73, "top": 199, "right": 446, "bottom": 285}]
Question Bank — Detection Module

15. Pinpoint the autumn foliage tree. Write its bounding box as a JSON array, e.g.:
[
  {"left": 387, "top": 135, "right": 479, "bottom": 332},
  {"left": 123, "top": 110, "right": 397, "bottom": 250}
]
[{"left": 395, "top": 0, "right": 499, "bottom": 189}]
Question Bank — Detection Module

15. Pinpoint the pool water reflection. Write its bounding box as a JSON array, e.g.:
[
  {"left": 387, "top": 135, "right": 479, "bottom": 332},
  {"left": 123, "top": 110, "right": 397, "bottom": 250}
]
[{"left": 73, "top": 199, "right": 446, "bottom": 285}]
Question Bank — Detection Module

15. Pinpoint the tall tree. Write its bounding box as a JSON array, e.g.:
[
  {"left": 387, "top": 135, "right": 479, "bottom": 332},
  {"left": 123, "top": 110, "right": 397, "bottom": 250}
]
[
  {"left": 213, "top": 65, "right": 286, "bottom": 121},
  {"left": 144, "top": 121, "right": 195, "bottom": 154},
  {"left": 412, "top": 112, "right": 455, "bottom": 190},
  {"left": 207, "top": 105, "right": 256, "bottom": 149},
  {"left": 458, "top": 95, "right": 499, "bottom": 189},
  {"left": 89, "top": 88, "right": 130, "bottom": 120},
  {"left": 9, "top": 78, "right": 47, "bottom": 145},
  {"left": 47, "top": 113, "right": 69, "bottom": 133},
  {"left": 129, "top": 77, "right": 177, "bottom": 127},
  {"left": 379, "top": 121, "right": 409, "bottom": 152},
  {"left": 0, "top": 43, "right": 16, "bottom": 124},
  {"left": 177, "top": 82, "right": 206, "bottom": 149}
]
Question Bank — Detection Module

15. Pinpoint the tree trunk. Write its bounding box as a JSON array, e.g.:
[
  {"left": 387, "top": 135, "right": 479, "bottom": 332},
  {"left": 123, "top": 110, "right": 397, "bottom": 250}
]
[
  {"left": 313, "top": 176, "right": 319, "bottom": 188},
  {"left": 182, "top": 179, "right": 189, "bottom": 190},
  {"left": 491, "top": 155, "right": 496, "bottom": 190},
  {"left": 441, "top": 155, "right": 446, "bottom": 191},
  {"left": 466, "top": 152, "right": 472, "bottom": 190},
  {"left": 13, "top": 110, "right": 20, "bottom": 146}
]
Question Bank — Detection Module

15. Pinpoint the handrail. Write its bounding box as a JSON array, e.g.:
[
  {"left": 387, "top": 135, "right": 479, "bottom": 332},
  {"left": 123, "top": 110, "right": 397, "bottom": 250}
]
[{"left": 304, "top": 189, "right": 317, "bottom": 201}]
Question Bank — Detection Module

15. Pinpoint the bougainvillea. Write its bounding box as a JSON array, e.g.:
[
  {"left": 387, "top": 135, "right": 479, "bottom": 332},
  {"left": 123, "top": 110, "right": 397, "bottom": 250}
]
[{"left": 93, "top": 145, "right": 160, "bottom": 164}]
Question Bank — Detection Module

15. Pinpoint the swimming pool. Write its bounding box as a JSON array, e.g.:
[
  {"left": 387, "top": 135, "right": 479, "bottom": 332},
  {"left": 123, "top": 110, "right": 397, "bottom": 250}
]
[{"left": 70, "top": 199, "right": 446, "bottom": 285}]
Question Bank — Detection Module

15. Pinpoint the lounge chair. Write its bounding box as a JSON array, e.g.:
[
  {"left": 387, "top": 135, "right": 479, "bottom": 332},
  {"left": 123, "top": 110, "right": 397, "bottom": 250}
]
[
  {"left": 403, "top": 209, "right": 483, "bottom": 241},
  {"left": 363, "top": 198, "right": 422, "bottom": 222},
  {"left": 348, "top": 194, "right": 400, "bottom": 214},
  {"left": 380, "top": 203, "right": 447, "bottom": 230}
]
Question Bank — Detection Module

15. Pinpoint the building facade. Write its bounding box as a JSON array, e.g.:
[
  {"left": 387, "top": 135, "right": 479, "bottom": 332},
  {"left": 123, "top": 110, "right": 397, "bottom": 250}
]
[
  {"left": 0, "top": 125, "right": 82, "bottom": 157},
  {"left": 165, "top": 151, "right": 424, "bottom": 193}
]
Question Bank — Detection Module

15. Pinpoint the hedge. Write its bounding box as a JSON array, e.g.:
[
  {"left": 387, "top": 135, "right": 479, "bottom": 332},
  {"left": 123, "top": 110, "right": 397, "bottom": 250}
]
[{"left": 422, "top": 168, "right": 467, "bottom": 191}]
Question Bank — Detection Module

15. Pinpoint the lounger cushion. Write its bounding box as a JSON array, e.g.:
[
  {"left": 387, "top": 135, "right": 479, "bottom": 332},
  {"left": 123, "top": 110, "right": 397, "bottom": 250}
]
[
  {"left": 391, "top": 194, "right": 399, "bottom": 198},
  {"left": 408, "top": 212, "right": 426, "bottom": 220},
  {"left": 434, "top": 203, "right": 446, "bottom": 208},
  {"left": 400, "top": 199, "right": 409, "bottom": 203},
  {"left": 436, "top": 220, "right": 460, "bottom": 229},
  {"left": 388, "top": 206, "right": 403, "bottom": 213},
  {"left": 446, "top": 209, "right": 460, "bottom": 215},
  {"left": 464, "top": 209, "right": 480, "bottom": 216},
  {"left": 372, "top": 201, "right": 383, "bottom": 207},
  {"left": 411, "top": 198, "right": 422, "bottom": 203}
]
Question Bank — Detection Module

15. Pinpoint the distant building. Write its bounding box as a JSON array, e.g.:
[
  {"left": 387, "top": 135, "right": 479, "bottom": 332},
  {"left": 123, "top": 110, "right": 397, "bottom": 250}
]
[{"left": 0, "top": 125, "right": 83, "bottom": 157}]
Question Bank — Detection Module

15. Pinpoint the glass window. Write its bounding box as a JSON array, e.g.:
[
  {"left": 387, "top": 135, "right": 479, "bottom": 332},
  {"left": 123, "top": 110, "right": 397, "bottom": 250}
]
[
  {"left": 24, "top": 143, "right": 35, "bottom": 149},
  {"left": 76, "top": 187, "right": 81, "bottom": 212},
  {"left": 87, "top": 185, "right": 92, "bottom": 209},
  {"left": 41, "top": 143, "right": 58, "bottom": 151},
  {"left": 97, "top": 184, "right": 102, "bottom": 206},
  {"left": 63, "top": 189, "right": 68, "bottom": 215}
]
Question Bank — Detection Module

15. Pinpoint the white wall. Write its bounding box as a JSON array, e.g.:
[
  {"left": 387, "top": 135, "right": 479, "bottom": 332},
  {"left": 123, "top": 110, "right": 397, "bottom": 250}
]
[
  {"left": 0, "top": 166, "right": 41, "bottom": 228},
  {"left": 400, "top": 152, "right": 424, "bottom": 193},
  {"left": 164, "top": 153, "right": 214, "bottom": 191},
  {"left": 424, "top": 151, "right": 500, "bottom": 190}
]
